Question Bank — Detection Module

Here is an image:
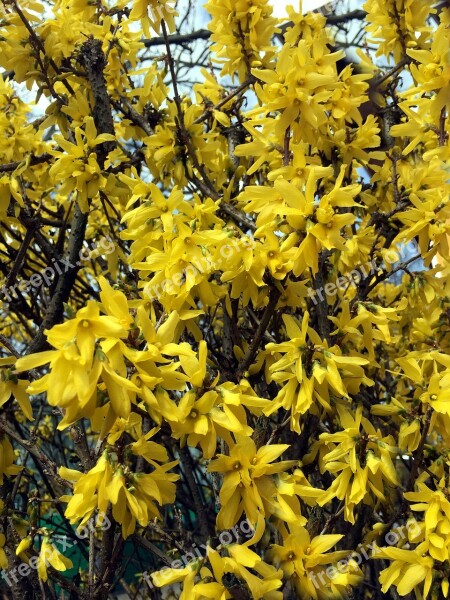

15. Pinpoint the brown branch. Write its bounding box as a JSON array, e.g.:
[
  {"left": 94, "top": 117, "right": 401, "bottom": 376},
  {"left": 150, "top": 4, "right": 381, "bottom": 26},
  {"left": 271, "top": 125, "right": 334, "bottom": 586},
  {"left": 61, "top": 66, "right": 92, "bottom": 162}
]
[
  {"left": 7, "top": 404, "right": 45, "bottom": 506},
  {"left": 312, "top": 252, "right": 332, "bottom": 342},
  {"left": 110, "top": 98, "right": 153, "bottom": 136},
  {"left": 69, "top": 425, "right": 94, "bottom": 470},
  {"left": 3, "top": 225, "right": 37, "bottom": 290},
  {"left": 325, "top": 9, "right": 366, "bottom": 24},
  {"left": 95, "top": 505, "right": 119, "bottom": 600},
  {"left": 283, "top": 126, "right": 291, "bottom": 167},
  {"left": 26, "top": 203, "right": 88, "bottom": 353},
  {"left": 438, "top": 106, "right": 448, "bottom": 146},
  {"left": 142, "top": 28, "right": 211, "bottom": 47},
  {"left": 373, "top": 56, "right": 410, "bottom": 87},
  {"left": 3, "top": 519, "right": 42, "bottom": 600},
  {"left": 146, "top": 520, "right": 191, "bottom": 556},
  {"left": 179, "top": 445, "right": 212, "bottom": 540},
  {"left": 0, "top": 334, "right": 20, "bottom": 358},
  {"left": 236, "top": 285, "right": 281, "bottom": 379},
  {"left": 0, "top": 153, "right": 52, "bottom": 174},
  {"left": 359, "top": 253, "right": 421, "bottom": 299},
  {"left": 11, "top": 0, "right": 74, "bottom": 96},
  {"left": 161, "top": 20, "right": 256, "bottom": 233},
  {"left": 194, "top": 76, "right": 255, "bottom": 125},
  {"left": 26, "top": 39, "right": 115, "bottom": 354},
  {"left": 133, "top": 534, "right": 173, "bottom": 566},
  {"left": 407, "top": 405, "right": 433, "bottom": 491},
  {"left": 0, "top": 417, "right": 70, "bottom": 489},
  {"left": 76, "top": 37, "right": 116, "bottom": 163},
  {"left": 142, "top": 11, "right": 367, "bottom": 50}
]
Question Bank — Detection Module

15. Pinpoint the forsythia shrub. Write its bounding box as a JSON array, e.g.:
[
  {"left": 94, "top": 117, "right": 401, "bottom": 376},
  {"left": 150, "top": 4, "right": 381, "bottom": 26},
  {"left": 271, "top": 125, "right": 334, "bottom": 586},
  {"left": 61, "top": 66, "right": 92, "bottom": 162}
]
[{"left": 0, "top": 0, "right": 449, "bottom": 597}]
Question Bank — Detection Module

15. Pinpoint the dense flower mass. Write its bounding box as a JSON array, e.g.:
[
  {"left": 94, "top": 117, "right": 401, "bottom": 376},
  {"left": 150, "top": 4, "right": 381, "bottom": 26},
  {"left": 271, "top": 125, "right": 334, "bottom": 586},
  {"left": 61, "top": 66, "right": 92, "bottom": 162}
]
[{"left": 0, "top": 0, "right": 448, "bottom": 598}]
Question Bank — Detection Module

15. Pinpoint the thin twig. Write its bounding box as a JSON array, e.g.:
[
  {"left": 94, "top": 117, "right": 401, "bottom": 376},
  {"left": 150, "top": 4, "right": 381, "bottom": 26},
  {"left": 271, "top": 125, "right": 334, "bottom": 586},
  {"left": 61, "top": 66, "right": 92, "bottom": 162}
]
[
  {"left": 0, "top": 417, "right": 71, "bottom": 489},
  {"left": 179, "top": 446, "right": 211, "bottom": 540},
  {"left": 236, "top": 286, "right": 281, "bottom": 379},
  {"left": 407, "top": 405, "right": 433, "bottom": 491},
  {"left": 194, "top": 77, "right": 255, "bottom": 125}
]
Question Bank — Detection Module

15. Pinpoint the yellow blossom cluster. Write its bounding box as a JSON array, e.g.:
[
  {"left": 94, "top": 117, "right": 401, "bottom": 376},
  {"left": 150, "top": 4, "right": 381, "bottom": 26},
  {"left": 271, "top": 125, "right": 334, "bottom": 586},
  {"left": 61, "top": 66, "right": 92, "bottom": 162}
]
[{"left": 0, "top": 0, "right": 448, "bottom": 598}]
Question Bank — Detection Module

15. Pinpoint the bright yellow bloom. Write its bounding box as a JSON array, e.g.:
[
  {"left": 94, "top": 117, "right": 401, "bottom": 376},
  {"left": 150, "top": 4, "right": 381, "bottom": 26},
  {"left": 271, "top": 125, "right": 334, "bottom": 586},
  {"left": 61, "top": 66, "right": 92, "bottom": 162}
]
[
  {"left": 374, "top": 542, "right": 434, "bottom": 599},
  {"left": 309, "top": 404, "right": 399, "bottom": 523},
  {"left": 0, "top": 435, "right": 22, "bottom": 484},
  {"left": 37, "top": 537, "right": 73, "bottom": 582},
  {"left": 49, "top": 118, "right": 115, "bottom": 211},
  {"left": 268, "top": 523, "right": 362, "bottom": 599},
  {"left": 265, "top": 312, "right": 372, "bottom": 432},
  {"left": 208, "top": 435, "right": 296, "bottom": 528},
  {"left": 0, "top": 533, "right": 7, "bottom": 569},
  {"left": 62, "top": 446, "right": 178, "bottom": 539},
  {"left": 152, "top": 544, "right": 284, "bottom": 599},
  {"left": 129, "top": 0, "right": 177, "bottom": 36},
  {"left": 404, "top": 482, "right": 450, "bottom": 561},
  {"left": 206, "top": 0, "right": 278, "bottom": 83},
  {"left": 0, "top": 357, "right": 32, "bottom": 420}
]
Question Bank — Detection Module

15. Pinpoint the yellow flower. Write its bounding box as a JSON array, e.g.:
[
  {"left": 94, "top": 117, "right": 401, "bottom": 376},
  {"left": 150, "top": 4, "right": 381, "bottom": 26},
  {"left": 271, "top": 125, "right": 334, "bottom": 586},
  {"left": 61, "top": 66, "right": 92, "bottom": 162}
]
[
  {"left": 0, "top": 435, "right": 22, "bottom": 484},
  {"left": 37, "top": 537, "right": 73, "bottom": 582},
  {"left": 406, "top": 23, "right": 450, "bottom": 119},
  {"left": 208, "top": 435, "right": 296, "bottom": 528},
  {"left": 16, "top": 536, "right": 32, "bottom": 556},
  {"left": 152, "top": 545, "right": 284, "bottom": 599},
  {"left": 251, "top": 41, "right": 343, "bottom": 134},
  {"left": 268, "top": 523, "right": 362, "bottom": 599},
  {"left": 206, "top": 0, "right": 278, "bottom": 83},
  {"left": 312, "top": 404, "right": 399, "bottom": 523},
  {"left": 62, "top": 449, "right": 179, "bottom": 539},
  {"left": 49, "top": 118, "right": 115, "bottom": 211},
  {"left": 374, "top": 542, "right": 434, "bottom": 599},
  {"left": 0, "top": 357, "right": 32, "bottom": 420},
  {"left": 364, "top": 0, "right": 433, "bottom": 63},
  {"left": 14, "top": 297, "right": 138, "bottom": 426},
  {"left": 398, "top": 418, "right": 422, "bottom": 452},
  {"left": 129, "top": 0, "right": 177, "bottom": 36},
  {"left": 265, "top": 313, "right": 372, "bottom": 432},
  {"left": 0, "top": 533, "right": 8, "bottom": 569},
  {"left": 404, "top": 482, "right": 450, "bottom": 561}
]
